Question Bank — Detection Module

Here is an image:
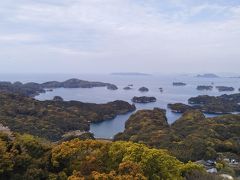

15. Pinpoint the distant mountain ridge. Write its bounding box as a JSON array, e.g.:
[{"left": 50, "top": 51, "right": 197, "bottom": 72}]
[{"left": 196, "top": 73, "right": 219, "bottom": 78}]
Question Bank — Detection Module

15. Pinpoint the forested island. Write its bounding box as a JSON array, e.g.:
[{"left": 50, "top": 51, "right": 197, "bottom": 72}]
[
  {"left": 114, "top": 108, "right": 240, "bottom": 178},
  {"left": 0, "top": 92, "right": 135, "bottom": 141},
  {"left": 0, "top": 78, "right": 118, "bottom": 97},
  {"left": 168, "top": 93, "right": 240, "bottom": 114}
]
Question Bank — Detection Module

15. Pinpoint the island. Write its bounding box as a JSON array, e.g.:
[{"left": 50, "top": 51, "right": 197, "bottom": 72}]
[
  {"left": 0, "top": 92, "right": 136, "bottom": 141},
  {"left": 132, "top": 96, "right": 157, "bottom": 103},
  {"left": 197, "top": 85, "right": 213, "bottom": 91},
  {"left": 172, "top": 82, "right": 186, "bottom": 86},
  {"left": 123, "top": 86, "right": 132, "bottom": 90},
  {"left": 196, "top": 73, "right": 219, "bottom": 78},
  {"left": 106, "top": 84, "right": 118, "bottom": 90},
  {"left": 168, "top": 93, "right": 240, "bottom": 114},
  {"left": 0, "top": 78, "right": 118, "bottom": 97},
  {"left": 138, "top": 86, "right": 149, "bottom": 92},
  {"left": 216, "top": 86, "right": 235, "bottom": 92},
  {"left": 114, "top": 108, "right": 240, "bottom": 171},
  {"left": 188, "top": 93, "right": 240, "bottom": 114}
]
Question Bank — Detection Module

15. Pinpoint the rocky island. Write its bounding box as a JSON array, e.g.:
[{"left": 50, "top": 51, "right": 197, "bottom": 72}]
[
  {"left": 138, "top": 86, "right": 149, "bottom": 92},
  {"left": 173, "top": 82, "right": 186, "bottom": 86},
  {"left": 197, "top": 85, "right": 213, "bottom": 91},
  {"left": 0, "top": 78, "right": 118, "bottom": 97},
  {"left": 132, "top": 96, "right": 157, "bottom": 103}
]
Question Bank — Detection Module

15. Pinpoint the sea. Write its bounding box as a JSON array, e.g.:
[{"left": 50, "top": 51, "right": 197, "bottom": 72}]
[{"left": 1, "top": 73, "right": 240, "bottom": 139}]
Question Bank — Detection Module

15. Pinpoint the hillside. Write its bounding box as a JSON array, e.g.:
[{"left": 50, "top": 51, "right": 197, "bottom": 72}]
[
  {"left": 0, "top": 131, "right": 211, "bottom": 180},
  {"left": 114, "top": 109, "right": 240, "bottom": 164},
  {"left": 0, "top": 92, "right": 135, "bottom": 141}
]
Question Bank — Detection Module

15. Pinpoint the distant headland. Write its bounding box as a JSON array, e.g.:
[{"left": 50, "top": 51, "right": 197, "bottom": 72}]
[{"left": 196, "top": 73, "right": 219, "bottom": 78}]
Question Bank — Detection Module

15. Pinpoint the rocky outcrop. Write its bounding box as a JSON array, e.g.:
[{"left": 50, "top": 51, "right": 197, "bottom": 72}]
[
  {"left": 173, "top": 82, "right": 186, "bottom": 86},
  {"left": 197, "top": 85, "right": 213, "bottom": 91},
  {"left": 138, "top": 87, "right": 149, "bottom": 92},
  {"left": 132, "top": 96, "right": 156, "bottom": 103}
]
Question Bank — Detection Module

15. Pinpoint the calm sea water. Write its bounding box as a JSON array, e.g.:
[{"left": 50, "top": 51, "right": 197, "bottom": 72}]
[{"left": 1, "top": 73, "right": 240, "bottom": 139}]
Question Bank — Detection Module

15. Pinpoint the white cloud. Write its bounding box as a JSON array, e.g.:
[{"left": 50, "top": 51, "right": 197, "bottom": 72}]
[{"left": 0, "top": 0, "right": 240, "bottom": 73}]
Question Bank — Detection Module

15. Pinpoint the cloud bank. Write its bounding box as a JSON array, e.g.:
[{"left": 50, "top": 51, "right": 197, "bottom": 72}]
[{"left": 0, "top": 0, "right": 240, "bottom": 73}]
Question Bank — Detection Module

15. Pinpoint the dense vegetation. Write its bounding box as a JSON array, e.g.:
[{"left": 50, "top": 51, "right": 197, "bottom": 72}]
[
  {"left": 0, "top": 79, "right": 118, "bottom": 97},
  {"left": 114, "top": 109, "right": 240, "bottom": 165},
  {"left": 132, "top": 96, "right": 157, "bottom": 103},
  {"left": 0, "top": 132, "right": 206, "bottom": 180},
  {"left": 0, "top": 92, "right": 135, "bottom": 141},
  {"left": 168, "top": 93, "right": 240, "bottom": 114}
]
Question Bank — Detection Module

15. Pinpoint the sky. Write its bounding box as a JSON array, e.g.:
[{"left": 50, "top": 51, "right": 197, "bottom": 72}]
[{"left": 0, "top": 0, "right": 240, "bottom": 74}]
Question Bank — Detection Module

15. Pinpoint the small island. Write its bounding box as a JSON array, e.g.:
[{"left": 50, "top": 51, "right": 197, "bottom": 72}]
[
  {"left": 197, "top": 85, "right": 213, "bottom": 91},
  {"left": 132, "top": 96, "right": 157, "bottom": 103},
  {"left": 173, "top": 82, "right": 186, "bottom": 86},
  {"left": 106, "top": 84, "right": 118, "bottom": 90},
  {"left": 216, "top": 86, "right": 235, "bottom": 92},
  {"left": 138, "top": 87, "right": 149, "bottom": 92},
  {"left": 123, "top": 86, "right": 132, "bottom": 90},
  {"left": 196, "top": 73, "right": 219, "bottom": 78}
]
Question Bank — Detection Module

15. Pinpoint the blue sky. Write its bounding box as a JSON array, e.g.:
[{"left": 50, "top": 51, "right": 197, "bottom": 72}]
[{"left": 0, "top": 0, "right": 240, "bottom": 74}]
